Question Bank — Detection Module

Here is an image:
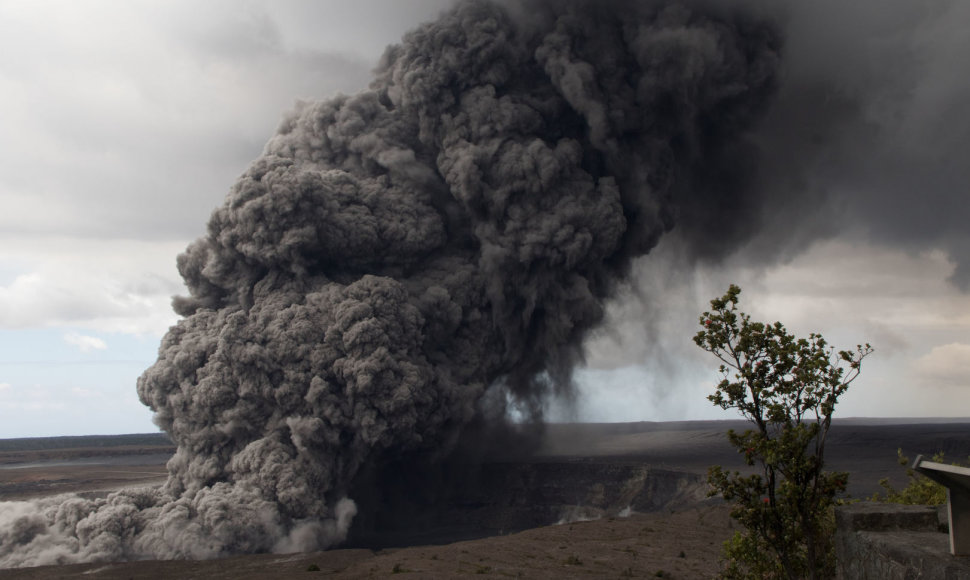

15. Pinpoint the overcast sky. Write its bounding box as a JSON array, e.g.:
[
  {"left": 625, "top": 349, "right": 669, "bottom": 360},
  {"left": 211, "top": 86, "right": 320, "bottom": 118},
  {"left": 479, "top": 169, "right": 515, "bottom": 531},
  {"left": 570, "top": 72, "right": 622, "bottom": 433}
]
[{"left": 1, "top": 0, "right": 968, "bottom": 438}]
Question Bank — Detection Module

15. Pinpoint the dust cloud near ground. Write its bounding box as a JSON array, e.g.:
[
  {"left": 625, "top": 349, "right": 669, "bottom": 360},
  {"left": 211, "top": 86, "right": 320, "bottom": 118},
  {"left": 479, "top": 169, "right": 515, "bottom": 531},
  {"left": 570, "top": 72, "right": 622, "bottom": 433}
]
[{"left": 0, "top": 506, "right": 736, "bottom": 579}]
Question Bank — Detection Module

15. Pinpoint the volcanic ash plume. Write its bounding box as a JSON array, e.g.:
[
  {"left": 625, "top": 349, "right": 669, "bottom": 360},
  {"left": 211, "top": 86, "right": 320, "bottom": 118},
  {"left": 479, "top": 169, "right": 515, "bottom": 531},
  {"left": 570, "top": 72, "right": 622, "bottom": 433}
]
[{"left": 0, "top": 0, "right": 780, "bottom": 567}]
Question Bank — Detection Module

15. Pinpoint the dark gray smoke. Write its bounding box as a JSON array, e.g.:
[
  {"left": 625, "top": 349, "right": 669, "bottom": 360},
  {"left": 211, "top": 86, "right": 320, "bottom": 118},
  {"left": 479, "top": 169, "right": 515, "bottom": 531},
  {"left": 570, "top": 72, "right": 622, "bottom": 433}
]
[
  {"left": 692, "top": 0, "right": 970, "bottom": 283},
  {"left": 0, "top": 0, "right": 784, "bottom": 566}
]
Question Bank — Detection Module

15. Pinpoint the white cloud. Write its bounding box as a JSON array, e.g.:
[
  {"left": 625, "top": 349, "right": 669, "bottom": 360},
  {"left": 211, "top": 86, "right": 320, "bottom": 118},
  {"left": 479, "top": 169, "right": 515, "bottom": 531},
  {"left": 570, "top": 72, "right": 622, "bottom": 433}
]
[
  {"left": 64, "top": 332, "right": 108, "bottom": 353},
  {"left": 0, "top": 383, "right": 9, "bottom": 391},
  {"left": 71, "top": 386, "right": 97, "bottom": 398},
  {"left": 0, "top": 236, "right": 185, "bottom": 335},
  {"left": 0, "top": 385, "right": 66, "bottom": 414},
  {"left": 912, "top": 343, "right": 970, "bottom": 389},
  {"left": 735, "top": 242, "right": 970, "bottom": 364},
  {"left": 0, "top": 1, "right": 454, "bottom": 242}
]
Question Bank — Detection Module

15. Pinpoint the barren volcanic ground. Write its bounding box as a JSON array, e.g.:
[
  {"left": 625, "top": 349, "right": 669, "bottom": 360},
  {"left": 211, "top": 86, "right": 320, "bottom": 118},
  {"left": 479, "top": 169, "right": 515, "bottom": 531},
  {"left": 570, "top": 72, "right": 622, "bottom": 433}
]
[
  {"left": 1, "top": 419, "right": 968, "bottom": 578},
  {"left": 0, "top": 434, "right": 173, "bottom": 502}
]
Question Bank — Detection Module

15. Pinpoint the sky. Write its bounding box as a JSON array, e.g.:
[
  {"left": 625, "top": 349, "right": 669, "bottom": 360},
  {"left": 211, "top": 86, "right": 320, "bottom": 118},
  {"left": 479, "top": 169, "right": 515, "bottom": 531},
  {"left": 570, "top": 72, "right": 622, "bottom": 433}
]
[{"left": 0, "top": 0, "right": 968, "bottom": 437}]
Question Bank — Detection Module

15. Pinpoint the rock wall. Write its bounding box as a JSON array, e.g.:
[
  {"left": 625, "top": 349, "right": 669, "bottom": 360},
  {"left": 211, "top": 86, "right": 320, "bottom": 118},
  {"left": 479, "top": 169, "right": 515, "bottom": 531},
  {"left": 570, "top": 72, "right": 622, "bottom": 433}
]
[{"left": 835, "top": 502, "right": 970, "bottom": 579}]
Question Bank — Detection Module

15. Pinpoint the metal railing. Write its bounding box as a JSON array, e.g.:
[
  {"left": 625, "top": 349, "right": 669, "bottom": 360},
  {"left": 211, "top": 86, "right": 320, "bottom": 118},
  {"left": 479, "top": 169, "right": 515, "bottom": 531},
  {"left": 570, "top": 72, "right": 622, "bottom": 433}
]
[{"left": 913, "top": 454, "right": 970, "bottom": 556}]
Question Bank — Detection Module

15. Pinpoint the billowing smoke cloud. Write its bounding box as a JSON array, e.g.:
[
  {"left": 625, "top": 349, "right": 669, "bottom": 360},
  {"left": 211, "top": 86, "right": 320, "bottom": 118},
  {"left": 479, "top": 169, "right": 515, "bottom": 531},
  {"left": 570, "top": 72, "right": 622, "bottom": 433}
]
[
  {"left": 700, "top": 0, "right": 970, "bottom": 283},
  {"left": 1, "top": 0, "right": 784, "bottom": 567},
  {"left": 574, "top": 0, "right": 970, "bottom": 397}
]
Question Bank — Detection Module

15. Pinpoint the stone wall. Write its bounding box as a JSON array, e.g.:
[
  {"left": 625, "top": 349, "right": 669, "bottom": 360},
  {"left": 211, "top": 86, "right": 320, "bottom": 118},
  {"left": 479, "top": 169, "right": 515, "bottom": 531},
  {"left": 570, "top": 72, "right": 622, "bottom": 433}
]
[{"left": 835, "top": 502, "right": 970, "bottom": 579}]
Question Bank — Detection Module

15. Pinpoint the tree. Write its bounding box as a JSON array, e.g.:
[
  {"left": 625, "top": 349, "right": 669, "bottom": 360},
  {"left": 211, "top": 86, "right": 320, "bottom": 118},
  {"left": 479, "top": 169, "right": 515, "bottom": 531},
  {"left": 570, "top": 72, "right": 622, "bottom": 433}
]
[
  {"left": 870, "top": 449, "right": 949, "bottom": 506},
  {"left": 694, "top": 285, "right": 872, "bottom": 579}
]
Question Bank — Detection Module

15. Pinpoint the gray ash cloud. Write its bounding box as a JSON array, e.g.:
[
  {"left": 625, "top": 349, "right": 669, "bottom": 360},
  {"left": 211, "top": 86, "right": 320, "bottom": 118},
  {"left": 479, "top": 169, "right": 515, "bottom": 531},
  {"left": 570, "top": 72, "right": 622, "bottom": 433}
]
[
  {"left": 719, "top": 0, "right": 970, "bottom": 283},
  {"left": 2, "top": 0, "right": 784, "bottom": 566}
]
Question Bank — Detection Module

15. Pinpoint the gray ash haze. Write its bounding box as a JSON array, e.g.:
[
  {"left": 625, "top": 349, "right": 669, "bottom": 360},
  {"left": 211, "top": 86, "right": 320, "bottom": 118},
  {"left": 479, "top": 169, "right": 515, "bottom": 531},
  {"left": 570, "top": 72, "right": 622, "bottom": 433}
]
[{"left": 1, "top": 0, "right": 969, "bottom": 568}]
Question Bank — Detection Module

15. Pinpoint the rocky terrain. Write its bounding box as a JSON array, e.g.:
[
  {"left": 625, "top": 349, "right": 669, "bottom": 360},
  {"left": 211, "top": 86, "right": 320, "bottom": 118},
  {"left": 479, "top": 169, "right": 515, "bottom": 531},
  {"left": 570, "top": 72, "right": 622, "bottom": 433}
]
[{"left": 1, "top": 419, "right": 967, "bottom": 578}]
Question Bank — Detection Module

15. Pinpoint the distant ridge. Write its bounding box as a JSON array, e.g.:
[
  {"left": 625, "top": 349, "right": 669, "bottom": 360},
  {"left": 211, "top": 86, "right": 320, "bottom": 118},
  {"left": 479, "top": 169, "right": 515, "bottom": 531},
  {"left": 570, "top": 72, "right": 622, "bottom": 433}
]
[
  {"left": 0, "top": 433, "right": 172, "bottom": 452},
  {"left": 3, "top": 419, "right": 968, "bottom": 450},
  {"left": 836, "top": 417, "right": 970, "bottom": 425}
]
